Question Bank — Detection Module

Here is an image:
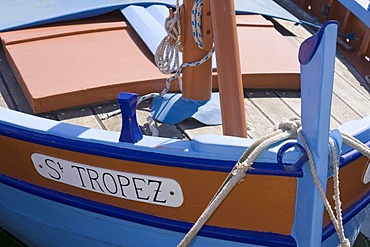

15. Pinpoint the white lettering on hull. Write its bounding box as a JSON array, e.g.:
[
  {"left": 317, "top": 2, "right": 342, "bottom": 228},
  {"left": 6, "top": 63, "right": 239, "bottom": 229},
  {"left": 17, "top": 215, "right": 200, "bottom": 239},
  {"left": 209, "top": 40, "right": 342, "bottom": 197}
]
[{"left": 31, "top": 153, "right": 184, "bottom": 207}]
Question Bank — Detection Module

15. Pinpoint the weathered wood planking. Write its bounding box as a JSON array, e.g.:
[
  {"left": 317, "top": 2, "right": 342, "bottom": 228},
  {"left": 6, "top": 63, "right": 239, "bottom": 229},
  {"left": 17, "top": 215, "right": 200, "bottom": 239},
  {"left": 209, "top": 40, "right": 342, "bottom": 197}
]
[
  {"left": 274, "top": 18, "right": 370, "bottom": 120},
  {"left": 93, "top": 102, "right": 121, "bottom": 132},
  {"left": 178, "top": 118, "right": 223, "bottom": 139},
  {"left": 243, "top": 94, "right": 275, "bottom": 139},
  {"left": 245, "top": 90, "right": 299, "bottom": 127},
  {"left": 334, "top": 53, "right": 370, "bottom": 95},
  {"left": 275, "top": 91, "right": 342, "bottom": 129},
  {"left": 56, "top": 107, "right": 103, "bottom": 129},
  {"left": 332, "top": 74, "right": 370, "bottom": 118}
]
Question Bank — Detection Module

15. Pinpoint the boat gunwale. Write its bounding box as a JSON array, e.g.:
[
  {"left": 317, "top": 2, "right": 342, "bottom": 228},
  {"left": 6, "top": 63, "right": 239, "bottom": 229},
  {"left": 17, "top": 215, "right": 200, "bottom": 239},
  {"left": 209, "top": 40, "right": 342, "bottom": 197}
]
[
  {"left": 1, "top": 106, "right": 369, "bottom": 176},
  {"left": 0, "top": 118, "right": 303, "bottom": 177}
]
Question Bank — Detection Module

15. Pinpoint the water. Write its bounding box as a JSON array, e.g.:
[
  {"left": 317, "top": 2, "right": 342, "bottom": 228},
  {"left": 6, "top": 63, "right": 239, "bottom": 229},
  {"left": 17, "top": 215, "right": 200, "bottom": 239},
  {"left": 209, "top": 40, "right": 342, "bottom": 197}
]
[{"left": 0, "top": 229, "right": 22, "bottom": 247}]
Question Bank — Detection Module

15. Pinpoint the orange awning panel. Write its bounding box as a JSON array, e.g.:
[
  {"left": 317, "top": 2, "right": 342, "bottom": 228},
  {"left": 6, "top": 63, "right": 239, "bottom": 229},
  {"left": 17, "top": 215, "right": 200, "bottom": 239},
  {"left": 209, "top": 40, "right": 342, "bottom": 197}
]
[{"left": 1, "top": 13, "right": 299, "bottom": 113}]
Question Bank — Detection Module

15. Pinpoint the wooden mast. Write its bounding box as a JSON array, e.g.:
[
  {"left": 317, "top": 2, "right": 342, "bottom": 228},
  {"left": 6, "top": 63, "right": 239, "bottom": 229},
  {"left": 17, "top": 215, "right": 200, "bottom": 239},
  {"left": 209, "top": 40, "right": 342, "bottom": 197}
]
[
  {"left": 181, "top": 0, "right": 213, "bottom": 101},
  {"left": 181, "top": 0, "right": 247, "bottom": 137},
  {"left": 210, "top": 0, "right": 247, "bottom": 137}
]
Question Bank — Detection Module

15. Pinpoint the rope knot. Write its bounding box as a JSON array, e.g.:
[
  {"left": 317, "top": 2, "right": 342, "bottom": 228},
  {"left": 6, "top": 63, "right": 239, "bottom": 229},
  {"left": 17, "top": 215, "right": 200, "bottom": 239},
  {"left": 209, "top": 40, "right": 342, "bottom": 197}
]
[
  {"left": 274, "top": 117, "right": 301, "bottom": 138},
  {"left": 338, "top": 238, "right": 350, "bottom": 247}
]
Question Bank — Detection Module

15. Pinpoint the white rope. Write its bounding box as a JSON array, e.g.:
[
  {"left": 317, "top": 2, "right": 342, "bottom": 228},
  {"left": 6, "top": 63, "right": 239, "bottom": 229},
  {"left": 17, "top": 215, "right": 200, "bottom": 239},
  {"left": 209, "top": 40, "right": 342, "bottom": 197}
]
[
  {"left": 102, "top": 0, "right": 215, "bottom": 121},
  {"left": 147, "top": 116, "right": 159, "bottom": 136},
  {"left": 154, "top": 0, "right": 182, "bottom": 74},
  {"left": 178, "top": 117, "right": 370, "bottom": 247},
  {"left": 138, "top": 48, "right": 214, "bottom": 105},
  {"left": 342, "top": 132, "right": 370, "bottom": 159},
  {"left": 191, "top": 0, "right": 205, "bottom": 49},
  {"left": 177, "top": 118, "right": 301, "bottom": 246},
  {"left": 298, "top": 129, "right": 350, "bottom": 247},
  {"left": 137, "top": 0, "right": 215, "bottom": 105}
]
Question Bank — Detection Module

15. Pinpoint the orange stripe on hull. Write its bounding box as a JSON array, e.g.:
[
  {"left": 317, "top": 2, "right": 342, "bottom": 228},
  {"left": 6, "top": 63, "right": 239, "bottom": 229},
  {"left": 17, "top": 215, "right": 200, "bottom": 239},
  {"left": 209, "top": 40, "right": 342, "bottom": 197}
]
[
  {"left": 0, "top": 135, "right": 296, "bottom": 235},
  {"left": 324, "top": 156, "right": 370, "bottom": 225}
]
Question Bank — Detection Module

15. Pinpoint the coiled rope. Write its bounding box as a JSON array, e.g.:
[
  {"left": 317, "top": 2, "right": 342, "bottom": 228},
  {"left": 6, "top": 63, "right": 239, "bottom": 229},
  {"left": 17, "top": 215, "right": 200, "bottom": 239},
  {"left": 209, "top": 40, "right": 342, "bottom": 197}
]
[
  {"left": 102, "top": 0, "right": 215, "bottom": 120},
  {"left": 191, "top": 0, "right": 206, "bottom": 49},
  {"left": 154, "top": 0, "right": 182, "bottom": 74},
  {"left": 178, "top": 118, "right": 370, "bottom": 247},
  {"left": 139, "top": 0, "right": 214, "bottom": 104}
]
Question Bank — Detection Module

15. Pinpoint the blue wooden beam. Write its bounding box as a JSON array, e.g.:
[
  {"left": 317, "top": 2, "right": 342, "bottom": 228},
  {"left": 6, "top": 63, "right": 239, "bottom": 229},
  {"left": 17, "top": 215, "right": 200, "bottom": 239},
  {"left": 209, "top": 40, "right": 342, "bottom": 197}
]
[{"left": 292, "top": 21, "right": 338, "bottom": 246}]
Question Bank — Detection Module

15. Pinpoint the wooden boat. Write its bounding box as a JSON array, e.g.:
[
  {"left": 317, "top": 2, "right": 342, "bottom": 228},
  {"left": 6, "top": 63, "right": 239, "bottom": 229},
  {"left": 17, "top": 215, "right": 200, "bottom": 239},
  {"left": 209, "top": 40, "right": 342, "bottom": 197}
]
[
  {"left": 0, "top": 1, "right": 369, "bottom": 246},
  {"left": 286, "top": 0, "right": 370, "bottom": 82}
]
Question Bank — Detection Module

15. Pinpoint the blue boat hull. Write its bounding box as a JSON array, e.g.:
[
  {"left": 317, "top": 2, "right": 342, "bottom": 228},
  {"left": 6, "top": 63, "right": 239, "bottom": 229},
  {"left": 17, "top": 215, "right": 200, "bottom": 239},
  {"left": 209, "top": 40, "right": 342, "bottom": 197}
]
[
  {"left": 1, "top": 178, "right": 369, "bottom": 246},
  {"left": 0, "top": 181, "right": 262, "bottom": 247}
]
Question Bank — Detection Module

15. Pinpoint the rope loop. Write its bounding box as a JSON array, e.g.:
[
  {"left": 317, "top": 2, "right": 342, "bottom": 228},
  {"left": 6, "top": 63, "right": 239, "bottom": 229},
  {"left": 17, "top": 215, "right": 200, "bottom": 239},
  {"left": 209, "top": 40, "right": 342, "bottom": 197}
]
[{"left": 274, "top": 117, "right": 301, "bottom": 138}]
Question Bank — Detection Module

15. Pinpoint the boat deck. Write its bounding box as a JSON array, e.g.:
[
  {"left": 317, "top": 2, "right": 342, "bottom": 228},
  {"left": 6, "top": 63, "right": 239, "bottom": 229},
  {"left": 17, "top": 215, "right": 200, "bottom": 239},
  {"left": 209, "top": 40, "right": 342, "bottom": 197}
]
[{"left": 0, "top": 18, "right": 369, "bottom": 140}]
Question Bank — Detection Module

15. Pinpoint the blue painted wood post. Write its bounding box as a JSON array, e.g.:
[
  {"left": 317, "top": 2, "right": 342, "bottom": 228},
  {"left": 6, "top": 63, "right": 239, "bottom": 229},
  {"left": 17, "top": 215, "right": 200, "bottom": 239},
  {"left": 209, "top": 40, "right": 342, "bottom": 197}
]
[
  {"left": 117, "top": 92, "right": 143, "bottom": 143},
  {"left": 292, "top": 21, "right": 338, "bottom": 246}
]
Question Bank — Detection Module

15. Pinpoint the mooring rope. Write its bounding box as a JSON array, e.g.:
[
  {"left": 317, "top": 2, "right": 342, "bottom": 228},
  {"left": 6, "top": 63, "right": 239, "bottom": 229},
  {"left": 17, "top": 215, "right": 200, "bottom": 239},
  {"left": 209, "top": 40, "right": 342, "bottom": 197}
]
[
  {"left": 342, "top": 133, "right": 370, "bottom": 160},
  {"left": 177, "top": 118, "right": 301, "bottom": 246},
  {"left": 298, "top": 130, "right": 350, "bottom": 247},
  {"left": 178, "top": 118, "right": 370, "bottom": 247}
]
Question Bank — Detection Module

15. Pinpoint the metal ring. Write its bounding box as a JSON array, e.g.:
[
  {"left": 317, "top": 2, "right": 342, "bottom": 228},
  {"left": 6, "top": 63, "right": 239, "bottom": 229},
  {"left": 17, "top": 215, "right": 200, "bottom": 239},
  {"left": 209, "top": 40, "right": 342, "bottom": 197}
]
[{"left": 277, "top": 142, "right": 308, "bottom": 171}]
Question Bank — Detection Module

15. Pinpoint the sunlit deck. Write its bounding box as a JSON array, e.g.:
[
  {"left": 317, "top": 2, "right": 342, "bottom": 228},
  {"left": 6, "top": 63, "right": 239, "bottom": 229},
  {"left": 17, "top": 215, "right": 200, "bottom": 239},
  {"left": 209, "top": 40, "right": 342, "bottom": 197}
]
[{"left": 0, "top": 15, "right": 369, "bottom": 141}]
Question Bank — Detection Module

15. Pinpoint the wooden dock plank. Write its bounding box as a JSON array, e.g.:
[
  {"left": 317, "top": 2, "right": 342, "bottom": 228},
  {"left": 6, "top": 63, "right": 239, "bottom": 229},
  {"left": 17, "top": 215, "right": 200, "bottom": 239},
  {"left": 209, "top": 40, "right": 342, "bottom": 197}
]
[
  {"left": 0, "top": 94, "right": 8, "bottom": 109},
  {"left": 275, "top": 90, "right": 342, "bottom": 129},
  {"left": 245, "top": 90, "right": 299, "bottom": 127},
  {"left": 56, "top": 107, "right": 103, "bottom": 129},
  {"left": 93, "top": 102, "right": 121, "bottom": 132},
  {"left": 178, "top": 118, "right": 223, "bottom": 139},
  {"left": 331, "top": 92, "right": 363, "bottom": 125},
  {"left": 244, "top": 95, "right": 275, "bottom": 138},
  {"left": 332, "top": 74, "right": 370, "bottom": 118},
  {"left": 274, "top": 90, "right": 301, "bottom": 116},
  {"left": 273, "top": 18, "right": 369, "bottom": 119},
  {"left": 334, "top": 54, "right": 370, "bottom": 96}
]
